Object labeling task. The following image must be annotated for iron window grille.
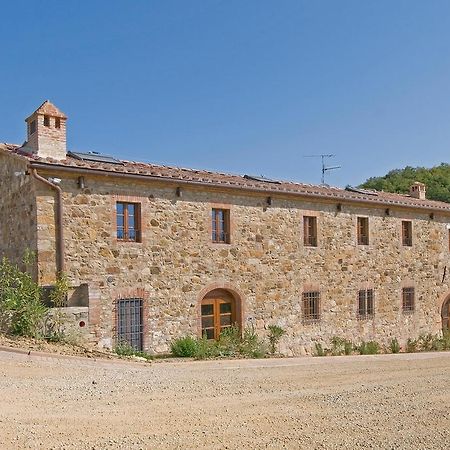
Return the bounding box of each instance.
[402,287,415,313]
[302,291,321,322]
[357,289,374,319]
[303,216,318,247]
[212,208,230,244]
[116,298,144,351]
[116,202,141,242]
[357,217,369,245]
[402,221,413,246]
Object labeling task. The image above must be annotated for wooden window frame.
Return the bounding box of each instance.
[402,220,413,247]
[402,287,415,313]
[303,216,318,247]
[357,217,369,245]
[116,201,142,243]
[302,291,321,322]
[211,208,230,244]
[201,297,235,340]
[357,289,374,319]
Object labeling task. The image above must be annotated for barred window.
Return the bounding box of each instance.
[303,216,317,247]
[116,298,143,351]
[402,287,415,312]
[357,289,374,318]
[357,217,369,245]
[302,291,320,321]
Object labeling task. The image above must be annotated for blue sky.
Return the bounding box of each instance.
[1,1,450,187]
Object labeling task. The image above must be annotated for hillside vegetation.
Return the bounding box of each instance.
[359,163,450,203]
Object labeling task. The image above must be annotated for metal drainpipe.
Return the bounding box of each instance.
[30,168,65,275]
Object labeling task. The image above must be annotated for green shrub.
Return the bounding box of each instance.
[330,336,353,356]
[406,338,418,353]
[441,329,450,350]
[0,254,47,338]
[170,336,199,357]
[389,338,401,354]
[314,342,325,357]
[240,325,267,358]
[417,333,433,352]
[358,341,379,355]
[267,325,286,354]
[115,340,153,360]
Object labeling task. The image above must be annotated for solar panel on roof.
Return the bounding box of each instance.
[243,174,282,184]
[68,151,123,165]
[345,186,378,196]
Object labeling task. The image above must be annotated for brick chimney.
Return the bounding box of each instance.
[409,181,426,200]
[23,100,67,160]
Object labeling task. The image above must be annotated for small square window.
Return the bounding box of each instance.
[212,208,230,244]
[116,202,141,242]
[303,216,317,247]
[402,287,415,312]
[44,115,50,127]
[357,217,369,245]
[357,289,374,319]
[302,291,320,322]
[402,221,412,246]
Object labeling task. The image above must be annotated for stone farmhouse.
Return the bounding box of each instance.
[1,101,450,355]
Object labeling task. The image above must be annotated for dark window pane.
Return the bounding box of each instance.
[204,328,214,340]
[220,315,232,326]
[220,303,232,314]
[201,304,214,315]
[201,317,214,328]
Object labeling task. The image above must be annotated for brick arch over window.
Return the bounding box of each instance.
[196,283,244,338]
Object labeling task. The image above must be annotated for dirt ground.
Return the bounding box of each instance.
[0,349,449,450]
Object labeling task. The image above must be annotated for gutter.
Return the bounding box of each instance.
[28,161,450,215]
[30,168,65,275]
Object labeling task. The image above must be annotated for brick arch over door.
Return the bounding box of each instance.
[197,283,244,339]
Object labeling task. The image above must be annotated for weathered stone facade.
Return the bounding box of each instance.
[1,102,450,354]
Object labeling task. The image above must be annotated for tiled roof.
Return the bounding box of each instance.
[26,100,67,120]
[2,142,450,212]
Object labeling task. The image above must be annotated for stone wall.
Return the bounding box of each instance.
[34,172,450,355]
[0,152,37,273]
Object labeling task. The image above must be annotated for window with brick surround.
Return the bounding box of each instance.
[212,208,230,244]
[402,287,415,312]
[402,221,412,246]
[116,298,143,351]
[302,291,320,321]
[357,217,369,245]
[44,115,50,127]
[116,202,141,242]
[357,289,374,319]
[303,216,317,247]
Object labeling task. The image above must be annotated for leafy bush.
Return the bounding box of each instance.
[240,325,267,358]
[441,329,450,350]
[406,338,418,353]
[170,335,199,357]
[115,340,153,360]
[389,338,401,354]
[417,333,434,352]
[358,341,379,355]
[314,342,325,357]
[267,325,286,354]
[330,336,353,356]
[0,255,47,338]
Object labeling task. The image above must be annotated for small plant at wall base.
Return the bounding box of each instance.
[389,338,401,354]
[115,340,153,361]
[267,325,286,355]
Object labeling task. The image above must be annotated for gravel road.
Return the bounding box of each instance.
[0,350,449,449]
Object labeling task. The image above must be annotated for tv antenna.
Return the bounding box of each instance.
[303,154,341,184]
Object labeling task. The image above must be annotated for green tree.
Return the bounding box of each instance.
[359,163,450,203]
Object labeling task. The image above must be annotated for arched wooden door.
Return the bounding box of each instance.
[201,289,236,340]
[442,298,450,331]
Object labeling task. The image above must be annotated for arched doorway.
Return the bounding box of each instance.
[200,289,240,340]
[442,297,450,331]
